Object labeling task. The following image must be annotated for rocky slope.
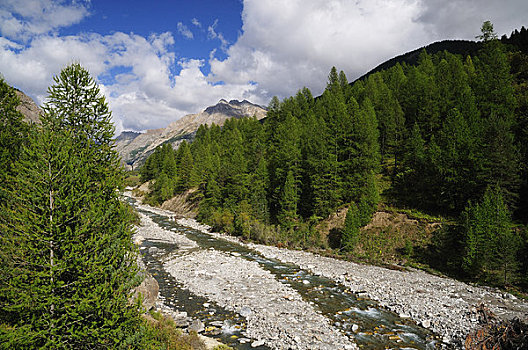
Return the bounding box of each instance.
[14,89,41,124]
[115,99,267,170]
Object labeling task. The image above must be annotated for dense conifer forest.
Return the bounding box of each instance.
[140,24,528,289]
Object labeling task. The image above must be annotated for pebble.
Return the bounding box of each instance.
[251,339,265,347]
[189,319,205,333]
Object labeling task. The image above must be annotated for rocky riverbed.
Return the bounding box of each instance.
[133,209,357,349]
[176,218,528,348]
[165,249,356,350]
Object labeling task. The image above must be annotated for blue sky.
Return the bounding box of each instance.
[1,0,527,133]
[61,0,243,75]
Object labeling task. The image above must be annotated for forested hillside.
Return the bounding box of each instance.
[140,24,528,289]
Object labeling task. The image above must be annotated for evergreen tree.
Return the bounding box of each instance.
[342,99,380,203]
[268,109,301,220]
[462,187,519,285]
[249,156,270,222]
[175,141,198,192]
[0,64,141,348]
[341,204,361,251]
[364,73,404,159]
[0,79,28,201]
[477,20,498,42]
[278,170,298,230]
[434,108,480,213]
[302,110,337,218]
[44,63,116,179]
[396,122,427,207]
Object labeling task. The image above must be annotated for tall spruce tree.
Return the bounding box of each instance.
[0,64,141,348]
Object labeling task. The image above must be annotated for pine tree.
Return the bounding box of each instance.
[341,204,361,251]
[176,141,198,192]
[462,186,519,285]
[364,73,404,159]
[0,64,141,348]
[435,108,480,213]
[396,122,427,206]
[278,170,298,230]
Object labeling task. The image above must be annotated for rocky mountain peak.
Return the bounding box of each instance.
[115,98,268,170]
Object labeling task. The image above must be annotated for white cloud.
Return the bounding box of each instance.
[209,0,528,101]
[177,22,194,39]
[0,0,90,41]
[0,29,261,133]
[415,0,528,40]
[208,19,229,52]
[208,0,430,99]
[1,0,527,133]
[191,18,202,28]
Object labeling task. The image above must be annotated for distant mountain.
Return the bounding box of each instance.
[115,99,267,170]
[14,89,41,124]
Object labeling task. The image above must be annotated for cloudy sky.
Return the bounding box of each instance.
[1,0,527,133]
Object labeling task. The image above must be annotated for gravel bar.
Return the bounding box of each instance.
[177,218,528,348]
[164,249,356,350]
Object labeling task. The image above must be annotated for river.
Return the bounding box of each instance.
[129,195,442,350]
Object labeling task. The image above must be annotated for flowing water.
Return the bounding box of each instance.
[132,198,442,350]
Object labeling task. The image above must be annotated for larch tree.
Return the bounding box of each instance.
[0,63,142,348]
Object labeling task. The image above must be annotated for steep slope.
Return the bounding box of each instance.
[115,99,267,169]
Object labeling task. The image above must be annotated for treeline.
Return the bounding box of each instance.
[140,26,528,287]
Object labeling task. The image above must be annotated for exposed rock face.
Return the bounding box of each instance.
[14,89,41,124]
[115,99,267,170]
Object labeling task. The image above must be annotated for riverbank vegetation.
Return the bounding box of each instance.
[139,23,528,291]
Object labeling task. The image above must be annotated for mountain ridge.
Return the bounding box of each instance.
[115,99,267,169]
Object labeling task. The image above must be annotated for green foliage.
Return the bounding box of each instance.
[0,79,28,201]
[278,170,298,230]
[0,64,143,348]
[134,311,206,350]
[477,20,498,42]
[341,204,361,251]
[136,24,528,289]
[461,186,520,285]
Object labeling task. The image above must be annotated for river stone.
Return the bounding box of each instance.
[189,319,205,333]
[422,319,431,328]
[351,324,359,332]
[251,339,265,347]
[240,306,252,317]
